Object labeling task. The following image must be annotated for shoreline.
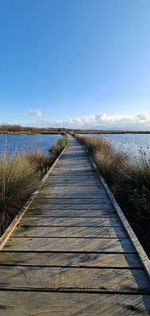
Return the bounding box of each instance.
[0,130,150,135]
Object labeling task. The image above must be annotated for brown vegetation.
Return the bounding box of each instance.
[0,134,68,234]
[76,135,150,257]
[0,124,150,134]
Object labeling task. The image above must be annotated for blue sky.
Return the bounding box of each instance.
[0,0,150,129]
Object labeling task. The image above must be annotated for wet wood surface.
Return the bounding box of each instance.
[0,136,150,315]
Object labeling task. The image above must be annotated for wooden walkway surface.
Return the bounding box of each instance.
[0,136,150,315]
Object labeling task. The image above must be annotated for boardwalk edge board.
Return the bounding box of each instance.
[0,143,68,251]
[81,142,150,280]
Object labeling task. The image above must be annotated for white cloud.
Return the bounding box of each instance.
[27,109,43,117]
[35,111,150,130]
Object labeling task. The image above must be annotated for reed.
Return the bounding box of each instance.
[49,134,68,164]
[76,135,150,256]
[0,154,38,233]
[27,151,50,174]
[0,134,68,234]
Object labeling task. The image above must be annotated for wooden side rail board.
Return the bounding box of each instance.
[0,135,150,315]
[82,143,150,281]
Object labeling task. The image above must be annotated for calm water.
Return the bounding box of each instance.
[0,133,150,158]
[80,134,150,157]
[0,134,62,156]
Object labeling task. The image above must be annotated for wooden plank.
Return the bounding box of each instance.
[0,266,149,294]
[42,186,104,193]
[56,160,92,165]
[46,176,101,186]
[27,209,117,218]
[13,226,128,238]
[20,217,122,227]
[54,162,94,167]
[46,181,101,187]
[39,187,106,195]
[33,197,112,204]
[3,237,135,252]
[51,171,98,176]
[54,167,95,171]
[30,203,115,211]
[46,176,99,181]
[37,193,108,199]
[0,292,149,316]
[31,201,114,211]
[0,252,142,268]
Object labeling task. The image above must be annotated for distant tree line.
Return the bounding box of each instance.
[0,124,150,134]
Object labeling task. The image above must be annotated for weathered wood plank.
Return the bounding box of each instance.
[33,197,111,204]
[39,187,106,195]
[47,175,101,184]
[41,186,104,194]
[51,171,98,176]
[0,292,149,316]
[4,237,134,252]
[37,193,108,199]
[13,225,128,238]
[27,209,117,218]
[30,202,114,211]
[0,252,142,268]
[31,201,114,212]
[55,165,94,170]
[20,217,122,226]
[0,266,149,294]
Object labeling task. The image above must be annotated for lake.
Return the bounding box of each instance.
[0,134,62,156]
[0,133,150,158]
[79,134,150,157]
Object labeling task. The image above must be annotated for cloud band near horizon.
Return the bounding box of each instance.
[30,112,150,130]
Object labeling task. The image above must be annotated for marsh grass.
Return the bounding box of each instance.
[0,154,38,233]
[0,134,68,234]
[49,134,68,164]
[77,135,150,256]
[50,134,68,155]
[27,151,50,174]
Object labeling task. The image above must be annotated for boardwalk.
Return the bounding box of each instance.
[0,136,150,315]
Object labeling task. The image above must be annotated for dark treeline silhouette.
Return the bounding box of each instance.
[0,124,66,134]
[0,124,150,134]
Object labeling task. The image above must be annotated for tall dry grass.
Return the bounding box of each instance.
[49,134,68,164]
[77,135,150,256]
[27,151,50,174]
[0,134,68,234]
[0,154,38,233]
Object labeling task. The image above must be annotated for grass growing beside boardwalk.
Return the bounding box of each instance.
[49,134,68,160]
[0,134,68,234]
[77,135,150,257]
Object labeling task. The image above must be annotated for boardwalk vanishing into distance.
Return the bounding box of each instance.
[0,136,150,315]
